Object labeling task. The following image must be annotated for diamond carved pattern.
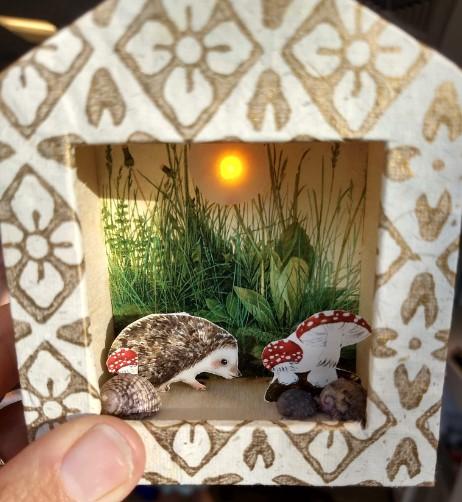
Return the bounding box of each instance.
[143,420,247,476]
[278,390,396,483]
[0,165,84,323]
[283,0,428,137]
[20,341,99,439]
[116,0,262,139]
[0,27,92,138]
[416,401,441,449]
[376,210,420,289]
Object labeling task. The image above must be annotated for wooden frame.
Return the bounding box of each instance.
[0,0,461,486]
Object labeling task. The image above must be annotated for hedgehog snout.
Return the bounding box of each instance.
[220,365,240,379]
[231,365,241,378]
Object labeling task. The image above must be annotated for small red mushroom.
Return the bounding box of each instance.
[261,339,302,385]
[106,348,138,375]
[261,310,372,389]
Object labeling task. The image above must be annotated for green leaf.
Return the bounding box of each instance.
[269,253,285,322]
[235,327,257,353]
[234,287,275,329]
[225,293,240,321]
[251,343,265,360]
[205,298,228,322]
[275,222,314,266]
[279,257,310,321]
[236,326,272,343]
[235,327,275,357]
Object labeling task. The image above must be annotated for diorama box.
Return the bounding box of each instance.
[0,0,461,487]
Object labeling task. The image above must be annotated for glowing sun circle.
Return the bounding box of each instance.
[219,154,245,183]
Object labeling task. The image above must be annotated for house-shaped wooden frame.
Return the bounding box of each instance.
[0,0,461,486]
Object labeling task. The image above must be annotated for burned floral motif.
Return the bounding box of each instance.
[20,341,99,439]
[0,165,83,323]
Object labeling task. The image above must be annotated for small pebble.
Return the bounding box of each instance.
[276,389,318,419]
[319,378,366,421]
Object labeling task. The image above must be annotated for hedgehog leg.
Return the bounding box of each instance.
[183,378,207,391]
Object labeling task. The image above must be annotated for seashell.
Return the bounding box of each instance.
[319,378,366,422]
[100,374,161,419]
[276,388,318,419]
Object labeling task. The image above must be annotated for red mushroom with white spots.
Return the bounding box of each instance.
[262,339,303,385]
[261,310,371,388]
[106,347,139,375]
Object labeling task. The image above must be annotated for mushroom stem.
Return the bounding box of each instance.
[307,367,338,387]
[273,362,299,385]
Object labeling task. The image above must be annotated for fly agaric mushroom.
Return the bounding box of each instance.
[262,339,303,385]
[106,347,138,375]
[261,310,371,388]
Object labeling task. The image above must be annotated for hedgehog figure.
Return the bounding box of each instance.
[106,313,240,391]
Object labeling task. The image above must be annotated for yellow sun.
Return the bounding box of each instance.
[218,154,244,183]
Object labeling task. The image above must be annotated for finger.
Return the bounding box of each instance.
[0,401,27,461]
[0,415,146,502]
[0,247,9,307]
[0,244,18,396]
[0,303,18,397]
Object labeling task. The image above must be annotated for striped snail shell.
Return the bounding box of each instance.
[100,374,161,419]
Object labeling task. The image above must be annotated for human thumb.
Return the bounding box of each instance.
[0,415,145,501]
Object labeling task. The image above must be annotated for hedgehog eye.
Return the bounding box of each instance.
[221,359,228,366]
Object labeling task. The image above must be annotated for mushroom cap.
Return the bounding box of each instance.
[261,339,303,371]
[295,310,371,347]
[106,347,138,374]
